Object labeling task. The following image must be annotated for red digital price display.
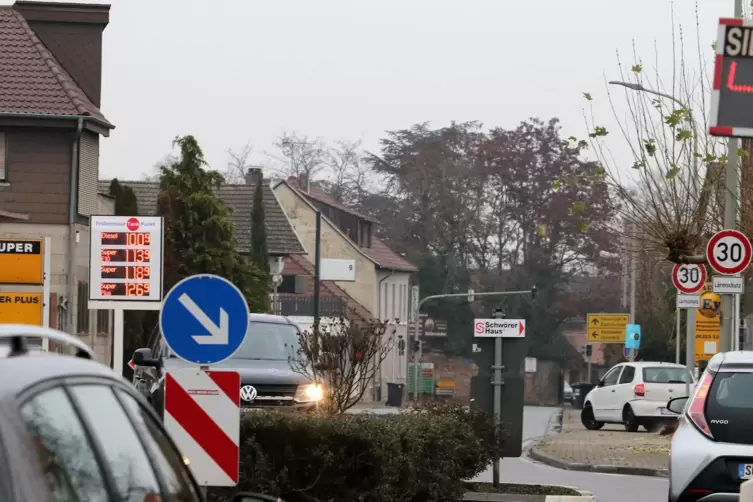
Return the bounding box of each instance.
[100,249,151,263]
[100,232,152,246]
[100,283,151,297]
[100,266,151,280]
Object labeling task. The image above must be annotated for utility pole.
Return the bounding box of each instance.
[313,211,321,321]
[721,0,744,353]
[492,306,505,488]
[629,222,638,362]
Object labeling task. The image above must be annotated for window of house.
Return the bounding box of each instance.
[391,283,396,320]
[0,132,6,181]
[383,283,388,321]
[358,221,372,248]
[278,275,298,294]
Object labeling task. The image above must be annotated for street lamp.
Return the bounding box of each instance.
[608,80,700,197]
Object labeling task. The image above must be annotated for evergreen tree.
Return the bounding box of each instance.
[157,135,269,312]
[108,178,147,376]
[249,172,270,286]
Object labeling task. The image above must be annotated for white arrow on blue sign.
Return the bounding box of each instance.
[159,274,250,365]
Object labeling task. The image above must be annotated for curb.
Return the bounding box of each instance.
[528,447,669,478]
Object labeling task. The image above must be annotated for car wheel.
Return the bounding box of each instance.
[623,405,639,432]
[581,404,605,430]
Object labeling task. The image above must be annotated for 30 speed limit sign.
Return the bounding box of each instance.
[706,229,753,275]
[671,264,707,294]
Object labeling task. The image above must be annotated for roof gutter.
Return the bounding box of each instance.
[66,117,84,333]
[0,112,114,130]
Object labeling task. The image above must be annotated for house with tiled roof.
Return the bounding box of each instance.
[0,1,116,362]
[273,175,418,401]
[99,169,308,301]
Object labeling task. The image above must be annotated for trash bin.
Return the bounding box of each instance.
[386,382,405,407]
[572,383,596,410]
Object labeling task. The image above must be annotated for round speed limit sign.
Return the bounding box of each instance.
[671,264,706,294]
[706,229,753,275]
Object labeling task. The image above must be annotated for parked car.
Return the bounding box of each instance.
[667,351,753,502]
[0,323,280,502]
[580,361,694,432]
[132,313,324,417]
[563,381,574,403]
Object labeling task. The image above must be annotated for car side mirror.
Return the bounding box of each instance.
[132,348,161,369]
[667,396,688,414]
[597,380,604,387]
[233,494,285,502]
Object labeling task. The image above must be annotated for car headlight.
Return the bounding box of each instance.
[294,383,324,403]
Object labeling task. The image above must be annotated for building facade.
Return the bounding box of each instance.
[0,1,115,362]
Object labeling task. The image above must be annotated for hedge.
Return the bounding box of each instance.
[208,402,502,502]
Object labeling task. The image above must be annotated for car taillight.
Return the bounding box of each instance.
[687,371,714,438]
[634,384,645,397]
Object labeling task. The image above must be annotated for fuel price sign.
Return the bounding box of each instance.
[88,216,164,302]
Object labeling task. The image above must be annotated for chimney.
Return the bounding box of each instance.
[245,167,263,185]
[14,1,111,107]
[299,173,310,193]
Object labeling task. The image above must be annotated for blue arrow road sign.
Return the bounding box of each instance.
[159,274,250,365]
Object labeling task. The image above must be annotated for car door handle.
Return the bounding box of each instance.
[611,389,615,392]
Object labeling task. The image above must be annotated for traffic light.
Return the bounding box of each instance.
[412,339,421,353]
[585,344,592,357]
[531,285,537,300]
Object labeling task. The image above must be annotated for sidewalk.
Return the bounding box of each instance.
[529,407,670,477]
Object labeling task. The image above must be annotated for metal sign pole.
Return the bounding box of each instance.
[587,351,592,384]
[675,306,681,364]
[492,336,503,487]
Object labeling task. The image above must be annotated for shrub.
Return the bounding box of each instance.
[208,402,501,502]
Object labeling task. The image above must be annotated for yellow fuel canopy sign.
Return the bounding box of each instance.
[0,293,42,325]
[0,239,43,285]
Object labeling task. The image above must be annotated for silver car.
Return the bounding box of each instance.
[667,351,753,502]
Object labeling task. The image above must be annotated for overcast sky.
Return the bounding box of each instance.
[4,0,737,181]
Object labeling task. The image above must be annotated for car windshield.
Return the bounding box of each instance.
[642,367,693,383]
[232,321,300,360]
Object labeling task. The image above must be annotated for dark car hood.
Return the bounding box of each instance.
[163,357,308,385]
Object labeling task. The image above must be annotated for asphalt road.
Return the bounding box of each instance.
[471,406,669,502]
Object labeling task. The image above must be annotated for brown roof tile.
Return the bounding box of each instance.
[0,7,111,126]
[97,180,306,256]
[285,177,378,223]
[281,255,373,320]
[362,237,418,272]
[280,177,417,272]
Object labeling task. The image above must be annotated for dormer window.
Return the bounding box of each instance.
[358,221,372,248]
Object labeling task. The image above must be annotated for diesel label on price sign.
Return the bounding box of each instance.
[0,293,43,325]
[0,238,43,284]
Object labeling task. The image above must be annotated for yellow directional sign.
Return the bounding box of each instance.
[587,313,630,343]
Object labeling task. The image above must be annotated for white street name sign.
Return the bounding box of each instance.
[676,294,701,309]
[712,275,744,294]
[474,318,526,338]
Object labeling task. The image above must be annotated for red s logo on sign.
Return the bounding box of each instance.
[474,321,484,334]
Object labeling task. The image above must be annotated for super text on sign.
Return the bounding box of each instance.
[587,313,630,343]
[0,239,43,285]
[0,293,43,325]
[710,19,753,138]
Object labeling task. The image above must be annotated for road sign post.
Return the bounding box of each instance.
[160,274,249,489]
[706,229,752,353]
[474,317,526,488]
[586,314,630,343]
[672,264,706,366]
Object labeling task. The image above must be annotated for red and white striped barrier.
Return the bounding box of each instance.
[164,369,240,487]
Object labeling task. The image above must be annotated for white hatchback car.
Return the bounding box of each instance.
[581,361,695,432]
